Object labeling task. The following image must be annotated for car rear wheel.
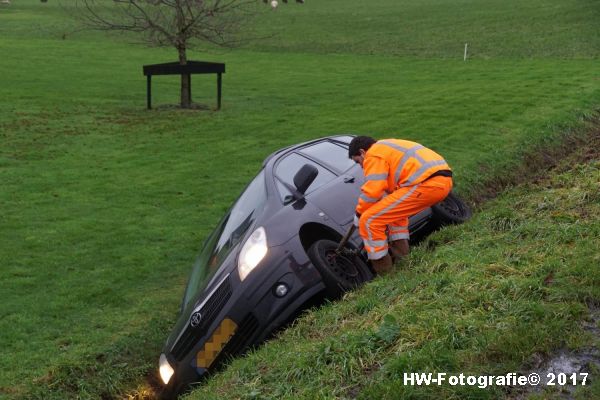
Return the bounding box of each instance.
[307,239,374,299]
[431,191,471,225]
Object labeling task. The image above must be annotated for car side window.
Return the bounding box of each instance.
[275,153,336,202]
[299,141,355,174]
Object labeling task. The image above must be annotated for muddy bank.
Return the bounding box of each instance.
[511,306,600,399]
[470,114,600,206]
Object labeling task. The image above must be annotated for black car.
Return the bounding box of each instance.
[158,135,470,396]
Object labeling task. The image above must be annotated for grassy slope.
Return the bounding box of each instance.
[0,0,599,398]
[247,0,600,58]
[186,137,600,400]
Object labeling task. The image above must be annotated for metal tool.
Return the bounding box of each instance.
[335,225,358,256]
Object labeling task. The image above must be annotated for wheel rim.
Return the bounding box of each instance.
[325,250,361,286]
[440,197,463,216]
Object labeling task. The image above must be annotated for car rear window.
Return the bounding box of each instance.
[299,141,355,173]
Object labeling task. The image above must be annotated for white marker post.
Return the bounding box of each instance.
[464,43,468,61]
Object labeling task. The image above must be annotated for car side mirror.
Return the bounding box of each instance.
[293,164,318,195]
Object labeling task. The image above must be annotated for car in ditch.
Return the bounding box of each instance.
[158,135,470,397]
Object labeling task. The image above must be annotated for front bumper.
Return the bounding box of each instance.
[161,236,324,394]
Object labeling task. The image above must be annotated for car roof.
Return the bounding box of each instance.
[262,134,356,167]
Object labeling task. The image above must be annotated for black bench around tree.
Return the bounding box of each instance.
[142,61,225,110]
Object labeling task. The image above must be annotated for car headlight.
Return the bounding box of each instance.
[238,227,268,281]
[159,353,174,385]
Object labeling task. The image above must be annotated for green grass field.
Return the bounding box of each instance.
[1,0,599,399]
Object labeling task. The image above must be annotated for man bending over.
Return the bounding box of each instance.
[349,136,453,273]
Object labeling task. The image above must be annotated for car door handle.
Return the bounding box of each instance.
[343,176,355,183]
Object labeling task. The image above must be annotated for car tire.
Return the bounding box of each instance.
[431,191,471,225]
[307,239,374,299]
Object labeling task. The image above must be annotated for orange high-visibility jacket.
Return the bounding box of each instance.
[356,139,451,215]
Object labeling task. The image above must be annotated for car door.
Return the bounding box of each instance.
[298,140,364,225]
[274,141,363,226]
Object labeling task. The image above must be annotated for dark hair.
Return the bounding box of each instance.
[348,136,376,158]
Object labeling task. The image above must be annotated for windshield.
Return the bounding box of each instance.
[182,171,267,308]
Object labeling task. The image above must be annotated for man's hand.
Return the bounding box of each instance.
[353,213,360,227]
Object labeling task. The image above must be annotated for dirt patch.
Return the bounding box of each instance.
[150,103,213,112]
[121,373,162,400]
[511,306,600,399]
[470,114,600,206]
[346,362,382,399]
[0,386,25,398]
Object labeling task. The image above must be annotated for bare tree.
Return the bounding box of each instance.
[75,0,303,108]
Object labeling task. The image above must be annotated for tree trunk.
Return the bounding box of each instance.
[178,46,191,109]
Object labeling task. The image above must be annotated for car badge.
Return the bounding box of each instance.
[190,311,203,328]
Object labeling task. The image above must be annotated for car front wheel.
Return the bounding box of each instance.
[307,239,374,299]
[431,191,471,225]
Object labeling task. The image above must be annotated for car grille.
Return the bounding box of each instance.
[171,276,232,361]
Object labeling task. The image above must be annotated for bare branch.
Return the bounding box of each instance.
[70,0,303,107]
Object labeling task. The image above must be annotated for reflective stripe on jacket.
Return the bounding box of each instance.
[356,139,450,215]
